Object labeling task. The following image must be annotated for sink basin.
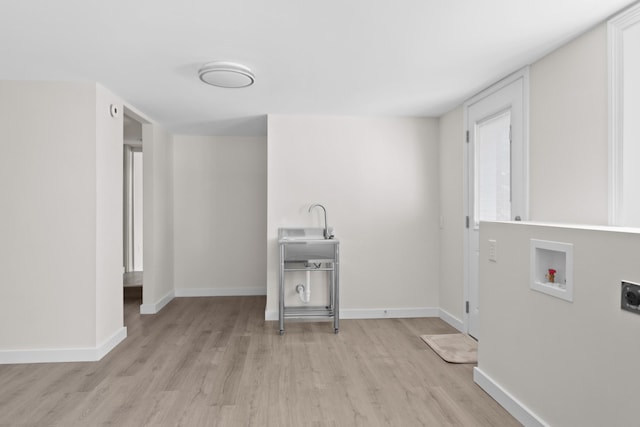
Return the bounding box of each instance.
[278,227,333,241]
[278,228,339,262]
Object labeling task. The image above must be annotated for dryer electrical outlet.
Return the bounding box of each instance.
[621,281,640,315]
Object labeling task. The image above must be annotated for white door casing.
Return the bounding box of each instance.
[609,3,640,226]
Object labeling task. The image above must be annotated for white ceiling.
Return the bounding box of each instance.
[1,0,636,136]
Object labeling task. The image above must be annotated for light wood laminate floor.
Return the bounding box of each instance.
[0,296,521,426]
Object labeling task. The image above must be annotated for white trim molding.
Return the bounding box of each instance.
[0,327,127,365]
[96,327,128,360]
[175,287,266,297]
[142,288,265,314]
[438,308,464,332]
[340,307,439,319]
[265,310,278,321]
[608,2,640,225]
[140,290,175,314]
[474,367,549,427]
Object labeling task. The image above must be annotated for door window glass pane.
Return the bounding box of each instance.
[475,110,511,226]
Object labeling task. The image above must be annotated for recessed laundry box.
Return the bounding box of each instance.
[530,239,574,302]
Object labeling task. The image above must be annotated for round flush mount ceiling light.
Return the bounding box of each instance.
[198,61,255,88]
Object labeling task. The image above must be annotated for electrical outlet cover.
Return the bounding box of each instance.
[621,281,640,315]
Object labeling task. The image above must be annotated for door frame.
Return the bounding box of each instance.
[608,2,640,225]
[462,67,530,336]
[123,144,143,273]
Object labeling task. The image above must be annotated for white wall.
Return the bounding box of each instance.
[477,221,640,427]
[0,81,125,362]
[438,106,465,325]
[142,124,174,312]
[529,24,609,224]
[266,115,440,319]
[172,135,267,296]
[95,84,125,347]
[0,81,97,349]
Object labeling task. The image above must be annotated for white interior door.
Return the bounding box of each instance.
[123,146,143,273]
[132,150,143,271]
[466,72,528,340]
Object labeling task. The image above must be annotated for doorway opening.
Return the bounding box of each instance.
[123,113,143,303]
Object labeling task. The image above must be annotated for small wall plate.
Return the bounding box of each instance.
[621,281,640,315]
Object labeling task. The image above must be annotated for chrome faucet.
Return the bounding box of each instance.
[309,203,331,239]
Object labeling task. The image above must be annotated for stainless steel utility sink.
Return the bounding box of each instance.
[278,227,338,262]
[278,226,340,335]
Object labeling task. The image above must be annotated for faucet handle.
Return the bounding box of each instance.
[326,227,335,239]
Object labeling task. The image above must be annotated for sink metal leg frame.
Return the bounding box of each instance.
[333,251,339,334]
[279,244,285,335]
[278,242,339,335]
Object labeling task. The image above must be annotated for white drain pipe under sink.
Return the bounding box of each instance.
[296,270,311,304]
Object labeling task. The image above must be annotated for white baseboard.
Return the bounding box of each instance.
[140,290,175,314]
[265,310,278,321]
[473,367,549,427]
[265,307,439,321]
[175,287,266,297]
[0,327,127,365]
[439,308,464,332]
[96,327,128,360]
[141,288,265,314]
[341,307,439,319]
